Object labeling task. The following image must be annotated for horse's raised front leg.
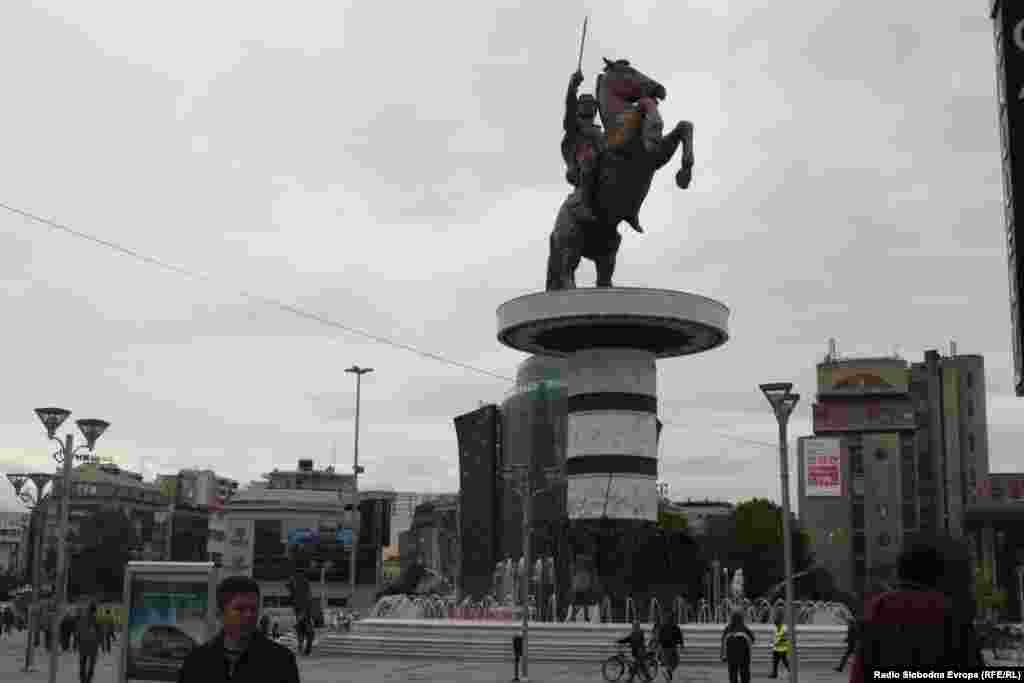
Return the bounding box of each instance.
[675,121,694,189]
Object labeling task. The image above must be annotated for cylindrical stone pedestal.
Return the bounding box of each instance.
[497,287,729,614]
[566,348,659,522]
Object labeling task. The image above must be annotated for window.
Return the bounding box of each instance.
[968,400,975,418]
[878,504,889,520]
[875,448,888,462]
[850,446,864,476]
[878,532,892,547]
[967,372,974,388]
[902,501,917,531]
[853,501,865,530]
[969,433,975,453]
[853,534,866,555]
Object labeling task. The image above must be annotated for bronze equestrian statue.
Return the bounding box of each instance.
[546,58,694,291]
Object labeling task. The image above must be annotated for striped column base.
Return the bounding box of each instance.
[566,348,658,523]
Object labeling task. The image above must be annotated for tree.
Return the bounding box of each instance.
[696,498,813,601]
[657,508,689,533]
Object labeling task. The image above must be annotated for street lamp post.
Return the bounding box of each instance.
[1017,566,1024,624]
[34,407,110,683]
[6,472,54,672]
[344,366,372,609]
[759,383,800,683]
[502,462,563,683]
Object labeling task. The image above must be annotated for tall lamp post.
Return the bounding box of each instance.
[344,366,372,608]
[759,383,800,683]
[6,472,55,672]
[502,462,563,683]
[33,407,110,683]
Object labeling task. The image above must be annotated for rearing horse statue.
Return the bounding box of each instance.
[546,58,694,291]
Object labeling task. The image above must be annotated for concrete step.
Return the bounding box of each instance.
[275,629,846,664]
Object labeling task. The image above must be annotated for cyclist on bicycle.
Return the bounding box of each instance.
[617,620,653,682]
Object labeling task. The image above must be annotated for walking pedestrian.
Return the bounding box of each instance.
[177,575,299,683]
[76,603,100,683]
[512,630,523,681]
[769,611,790,678]
[259,614,270,638]
[656,610,684,682]
[720,609,754,683]
[835,613,860,672]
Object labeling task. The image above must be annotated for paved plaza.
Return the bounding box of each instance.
[0,631,857,683]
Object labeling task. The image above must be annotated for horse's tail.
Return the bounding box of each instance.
[546,238,560,291]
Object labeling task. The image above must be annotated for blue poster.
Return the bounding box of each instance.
[126,580,208,681]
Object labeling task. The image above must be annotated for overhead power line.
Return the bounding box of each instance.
[2,201,793,451]
[0,201,513,382]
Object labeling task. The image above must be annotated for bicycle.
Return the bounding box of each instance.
[602,646,660,682]
[978,623,1019,664]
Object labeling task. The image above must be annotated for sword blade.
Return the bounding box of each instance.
[577,15,588,72]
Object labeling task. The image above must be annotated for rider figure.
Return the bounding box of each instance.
[562,70,604,224]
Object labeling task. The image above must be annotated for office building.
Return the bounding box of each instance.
[219,460,393,609]
[799,345,991,595]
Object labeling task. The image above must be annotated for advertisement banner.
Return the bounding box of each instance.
[804,438,842,497]
[120,562,216,683]
[817,364,908,395]
[287,528,319,545]
[812,399,915,432]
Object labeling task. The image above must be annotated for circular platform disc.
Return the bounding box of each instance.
[496,288,730,359]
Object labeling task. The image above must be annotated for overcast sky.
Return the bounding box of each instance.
[0,2,1016,514]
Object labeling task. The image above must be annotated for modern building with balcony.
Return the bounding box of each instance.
[398,495,459,587]
[0,511,28,574]
[217,460,393,610]
[799,345,992,595]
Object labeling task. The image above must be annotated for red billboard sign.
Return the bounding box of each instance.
[813,399,915,432]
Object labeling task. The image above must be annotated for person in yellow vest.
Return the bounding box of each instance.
[770,612,791,678]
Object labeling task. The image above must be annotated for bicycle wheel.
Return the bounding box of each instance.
[602,655,627,682]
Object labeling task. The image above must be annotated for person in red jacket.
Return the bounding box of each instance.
[850,535,981,681]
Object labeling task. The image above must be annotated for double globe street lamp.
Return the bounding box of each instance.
[759,383,800,683]
[33,407,109,683]
[6,470,54,672]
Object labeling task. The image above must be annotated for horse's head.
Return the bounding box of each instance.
[599,57,667,107]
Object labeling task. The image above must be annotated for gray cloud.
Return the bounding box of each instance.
[0,2,1019,509]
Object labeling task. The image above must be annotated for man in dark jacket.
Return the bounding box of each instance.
[76,603,100,683]
[656,613,684,681]
[835,614,860,672]
[178,575,300,683]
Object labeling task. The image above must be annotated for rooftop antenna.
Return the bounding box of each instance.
[827,338,837,362]
[332,439,337,471]
[950,340,957,357]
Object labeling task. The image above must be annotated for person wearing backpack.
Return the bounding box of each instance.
[850,536,982,681]
[720,609,755,683]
